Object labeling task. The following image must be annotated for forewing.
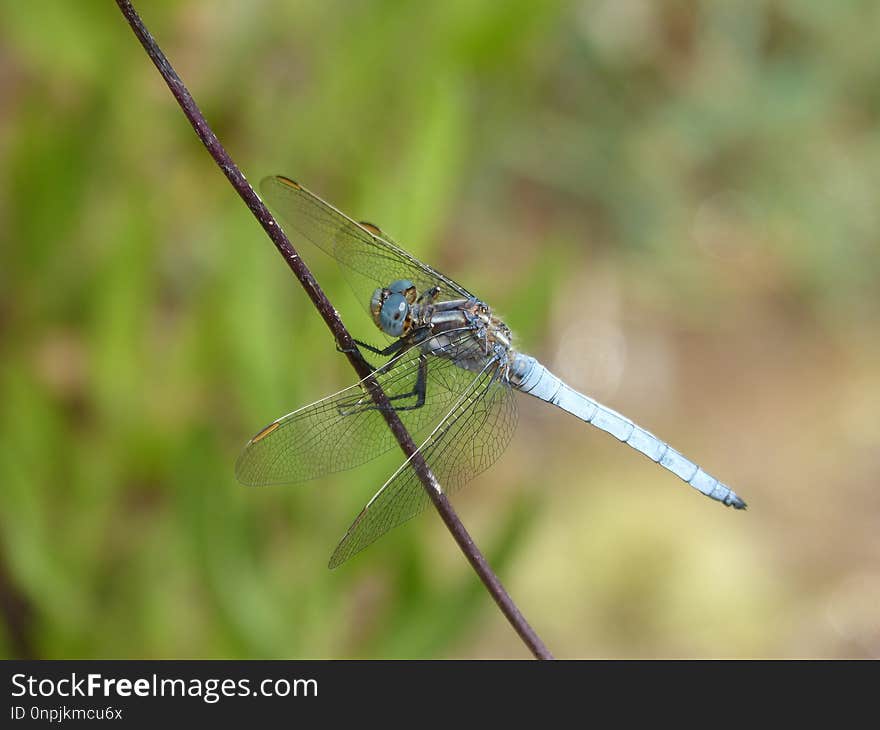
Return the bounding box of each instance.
[260,175,475,311]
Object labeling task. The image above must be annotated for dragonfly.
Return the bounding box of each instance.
[237,175,747,568]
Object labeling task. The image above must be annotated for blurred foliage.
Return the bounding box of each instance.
[0,0,878,658]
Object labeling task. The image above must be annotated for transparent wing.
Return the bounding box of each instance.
[328,359,518,568]
[235,329,485,486]
[260,175,475,311]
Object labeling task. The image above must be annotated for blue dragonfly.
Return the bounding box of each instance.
[236,176,746,568]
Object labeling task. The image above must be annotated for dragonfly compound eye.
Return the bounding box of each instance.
[387,279,417,304]
[378,293,411,337]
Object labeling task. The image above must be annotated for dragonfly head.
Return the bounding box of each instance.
[370,280,417,337]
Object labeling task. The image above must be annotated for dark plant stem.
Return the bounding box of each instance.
[0,533,36,658]
[114,0,552,659]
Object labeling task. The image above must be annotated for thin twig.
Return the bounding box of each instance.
[114,0,552,659]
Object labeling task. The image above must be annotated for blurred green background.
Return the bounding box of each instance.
[1,0,878,658]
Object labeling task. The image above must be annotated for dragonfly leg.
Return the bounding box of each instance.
[336,338,407,370]
[362,338,409,357]
[336,355,428,416]
[385,354,428,411]
[418,286,441,305]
